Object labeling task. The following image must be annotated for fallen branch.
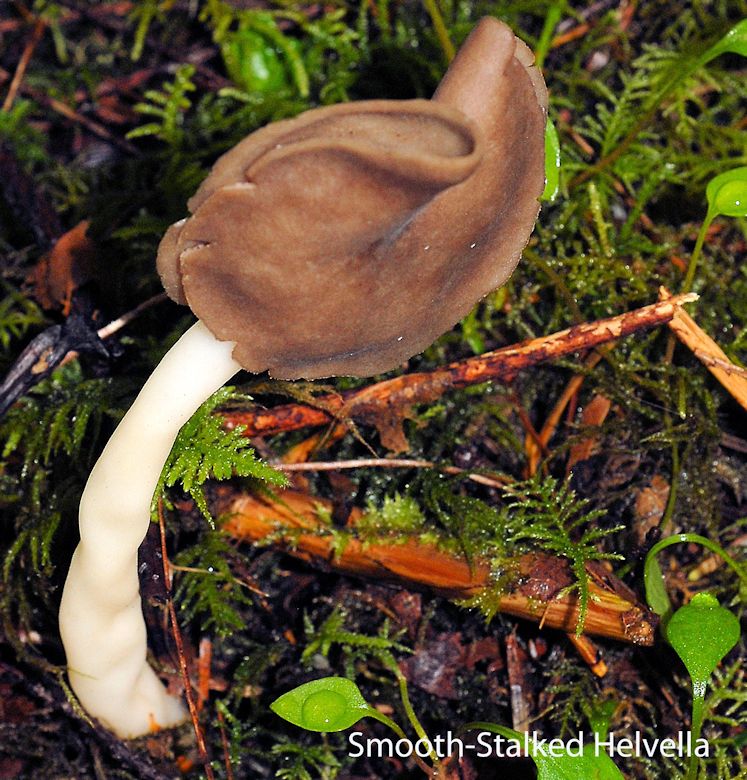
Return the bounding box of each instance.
[225,294,697,450]
[217,488,657,647]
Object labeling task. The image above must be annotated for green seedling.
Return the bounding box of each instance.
[272,666,441,776]
[461,721,623,779]
[221,29,289,94]
[586,698,619,742]
[572,18,747,188]
[683,165,747,291]
[214,11,309,97]
[705,166,747,219]
[644,533,747,621]
[666,593,741,780]
[645,536,744,779]
[270,677,399,734]
[543,118,561,202]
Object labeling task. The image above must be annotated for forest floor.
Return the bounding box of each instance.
[0,1,746,778]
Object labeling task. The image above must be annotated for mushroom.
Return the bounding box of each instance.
[59,16,547,737]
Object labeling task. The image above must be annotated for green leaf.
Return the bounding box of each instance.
[534,744,624,780]
[703,18,747,62]
[643,553,672,619]
[644,534,747,621]
[587,699,618,740]
[270,677,371,732]
[665,593,741,689]
[705,166,747,220]
[462,724,623,780]
[542,119,561,202]
[221,29,289,94]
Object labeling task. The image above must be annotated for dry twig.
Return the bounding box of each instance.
[274,457,509,489]
[660,287,747,412]
[566,633,608,677]
[157,502,214,780]
[2,16,45,112]
[225,294,697,447]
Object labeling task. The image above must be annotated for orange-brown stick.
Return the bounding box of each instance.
[225,294,697,442]
[660,287,747,412]
[218,489,656,647]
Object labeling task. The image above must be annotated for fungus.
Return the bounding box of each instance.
[59,17,547,737]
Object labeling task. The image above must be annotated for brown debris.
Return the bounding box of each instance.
[400,633,465,700]
[517,554,573,601]
[27,220,96,313]
[633,474,670,545]
[388,590,423,641]
[0,65,139,155]
[565,393,612,473]
[505,632,532,732]
[400,633,501,700]
[1,15,46,113]
[0,142,62,248]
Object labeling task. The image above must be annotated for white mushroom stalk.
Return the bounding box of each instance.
[59,321,240,737]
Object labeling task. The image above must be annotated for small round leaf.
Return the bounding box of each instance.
[221,31,288,94]
[270,677,371,732]
[665,593,741,690]
[705,166,747,219]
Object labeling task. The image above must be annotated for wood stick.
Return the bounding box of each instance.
[217,488,657,647]
[157,502,214,780]
[506,632,531,732]
[274,457,509,490]
[660,287,747,412]
[225,294,697,446]
[2,17,46,112]
[566,633,608,677]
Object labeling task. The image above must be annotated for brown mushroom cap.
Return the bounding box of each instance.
[157,17,547,379]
